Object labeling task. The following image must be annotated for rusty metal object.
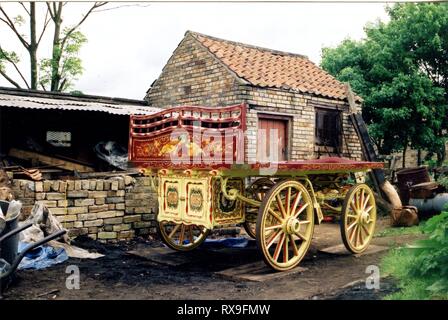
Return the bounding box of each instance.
[391,205,419,227]
[409,181,441,199]
[396,167,431,205]
[409,193,448,217]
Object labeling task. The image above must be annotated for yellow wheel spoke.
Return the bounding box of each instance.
[266,229,282,250]
[178,224,185,245]
[353,226,359,247]
[349,224,358,243]
[290,191,302,218]
[358,226,366,245]
[360,223,371,239]
[268,208,283,222]
[295,231,307,241]
[283,236,289,263]
[299,220,310,225]
[350,200,357,213]
[359,189,365,211]
[347,214,358,219]
[276,194,287,218]
[293,202,309,219]
[286,187,291,216]
[289,234,298,257]
[347,221,357,231]
[265,224,282,231]
[363,194,371,211]
[357,226,363,247]
[188,226,194,244]
[168,224,181,239]
[273,233,285,262]
[365,205,374,213]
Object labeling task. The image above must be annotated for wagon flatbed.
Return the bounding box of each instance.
[220,157,383,176]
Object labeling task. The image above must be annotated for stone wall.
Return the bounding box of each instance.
[11,176,158,242]
[147,33,241,108]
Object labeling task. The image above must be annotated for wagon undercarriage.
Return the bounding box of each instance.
[155,169,377,271]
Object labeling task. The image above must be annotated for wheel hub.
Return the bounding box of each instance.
[285,217,301,235]
[361,211,371,224]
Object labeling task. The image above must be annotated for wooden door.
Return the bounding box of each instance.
[257,116,288,161]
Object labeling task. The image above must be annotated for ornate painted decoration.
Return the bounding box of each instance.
[189,188,204,212]
[213,178,244,225]
[129,104,246,169]
[166,186,179,209]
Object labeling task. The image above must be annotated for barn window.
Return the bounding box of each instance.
[46,131,72,147]
[315,108,342,148]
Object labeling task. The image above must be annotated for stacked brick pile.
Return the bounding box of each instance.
[11,176,158,242]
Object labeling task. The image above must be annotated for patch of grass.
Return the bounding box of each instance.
[375,225,423,238]
[381,248,443,300]
[381,211,448,300]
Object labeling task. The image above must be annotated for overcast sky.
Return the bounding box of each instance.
[0,2,391,100]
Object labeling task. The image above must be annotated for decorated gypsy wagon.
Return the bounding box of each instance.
[128,31,383,271]
[129,103,383,271]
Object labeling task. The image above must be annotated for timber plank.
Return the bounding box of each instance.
[215,261,308,282]
[127,246,193,267]
[8,148,95,173]
[318,244,388,256]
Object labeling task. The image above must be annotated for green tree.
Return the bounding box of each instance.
[0,2,107,92]
[321,3,448,166]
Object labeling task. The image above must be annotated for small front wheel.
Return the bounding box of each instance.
[340,184,376,254]
[256,179,314,271]
[157,221,209,251]
[243,178,275,239]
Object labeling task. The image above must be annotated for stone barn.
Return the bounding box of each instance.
[145,31,364,163]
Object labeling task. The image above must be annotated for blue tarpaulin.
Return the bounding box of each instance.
[202,237,251,249]
[17,242,68,270]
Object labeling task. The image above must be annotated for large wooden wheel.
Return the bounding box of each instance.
[243,178,275,239]
[340,184,376,254]
[256,179,314,271]
[157,221,209,251]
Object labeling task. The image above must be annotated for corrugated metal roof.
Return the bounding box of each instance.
[0,93,161,115]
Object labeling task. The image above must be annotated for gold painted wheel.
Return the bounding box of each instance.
[243,178,274,239]
[256,180,314,271]
[340,184,376,254]
[157,221,209,251]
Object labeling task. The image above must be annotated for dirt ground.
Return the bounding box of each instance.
[3,217,422,300]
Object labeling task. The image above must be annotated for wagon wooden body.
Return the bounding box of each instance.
[129,103,383,271]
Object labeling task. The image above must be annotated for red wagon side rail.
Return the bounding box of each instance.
[251,157,384,172]
[129,103,246,169]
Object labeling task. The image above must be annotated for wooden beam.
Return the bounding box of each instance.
[345,84,385,199]
[8,148,95,173]
[78,169,141,179]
